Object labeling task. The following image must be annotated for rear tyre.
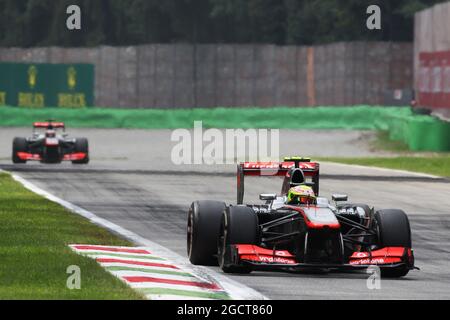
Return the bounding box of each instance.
[218,206,259,274]
[187,201,226,266]
[72,138,89,164]
[12,137,28,164]
[375,209,411,278]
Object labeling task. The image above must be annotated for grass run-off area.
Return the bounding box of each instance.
[0,172,143,299]
[318,156,450,178]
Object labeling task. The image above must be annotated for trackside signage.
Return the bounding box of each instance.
[418,51,450,109]
[0,62,94,108]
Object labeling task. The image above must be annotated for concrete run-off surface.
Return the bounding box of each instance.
[0,128,389,168]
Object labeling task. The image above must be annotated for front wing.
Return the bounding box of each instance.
[17,152,88,162]
[231,244,416,271]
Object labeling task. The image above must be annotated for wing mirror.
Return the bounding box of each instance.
[260,194,277,201]
[332,194,348,202]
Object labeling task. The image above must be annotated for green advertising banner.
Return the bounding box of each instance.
[0,63,94,108]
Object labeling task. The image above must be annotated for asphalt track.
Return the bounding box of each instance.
[1,128,450,299]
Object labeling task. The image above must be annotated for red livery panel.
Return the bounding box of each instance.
[17,152,42,161]
[33,122,65,129]
[285,205,341,229]
[349,247,414,266]
[241,161,319,177]
[62,153,88,161]
[17,151,87,162]
[236,245,297,265]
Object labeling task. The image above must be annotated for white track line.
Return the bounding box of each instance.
[126,282,222,292]
[145,295,213,301]
[8,171,267,300]
[80,254,166,263]
[96,262,186,273]
[109,270,196,282]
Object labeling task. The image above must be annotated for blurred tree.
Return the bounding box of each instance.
[1,0,28,46]
[23,0,54,46]
[0,0,446,47]
[120,0,173,44]
[210,0,251,43]
[83,0,115,46]
[210,0,286,44]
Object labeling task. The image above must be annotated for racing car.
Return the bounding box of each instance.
[187,157,416,278]
[12,121,89,164]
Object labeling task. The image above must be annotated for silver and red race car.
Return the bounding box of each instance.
[187,157,416,278]
[12,121,89,164]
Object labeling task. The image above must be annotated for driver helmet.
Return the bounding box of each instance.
[46,130,56,138]
[287,185,316,205]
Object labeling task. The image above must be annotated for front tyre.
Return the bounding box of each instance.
[12,137,28,164]
[187,200,226,266]
[72,138,89,164]
[218,206,259,274]
[375,209,412,278]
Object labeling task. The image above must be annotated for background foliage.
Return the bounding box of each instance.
[0,0,444,47]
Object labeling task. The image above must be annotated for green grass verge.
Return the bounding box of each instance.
[371,131,410,152]
[0,172,144,300]
[318,156,450,177]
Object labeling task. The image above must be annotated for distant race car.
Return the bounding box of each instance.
[12,121,89,164]
[187,157,416,278]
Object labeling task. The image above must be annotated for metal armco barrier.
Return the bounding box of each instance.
[0,63,94,108]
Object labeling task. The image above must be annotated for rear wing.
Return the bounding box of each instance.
[33,122,65,129]
[237,157,320,204]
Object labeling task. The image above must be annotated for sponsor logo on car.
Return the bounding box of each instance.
[256,256,296,264]
[350,258,386,265]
